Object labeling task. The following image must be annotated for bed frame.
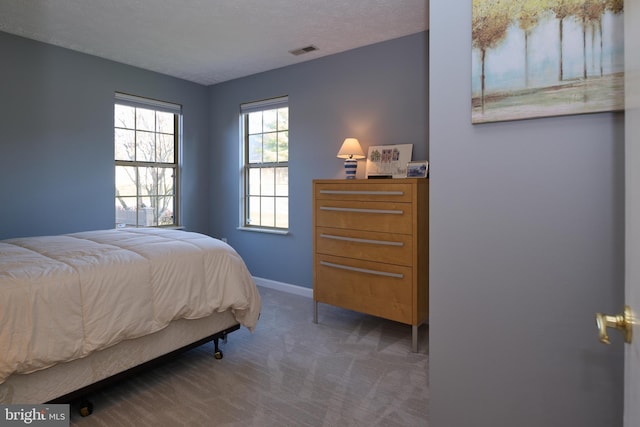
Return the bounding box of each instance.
[50,324,238,398]
[0,310,241,409]
[50,324,240,416]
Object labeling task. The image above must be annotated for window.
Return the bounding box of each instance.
[241,97,289,231]
[114,92,181,228]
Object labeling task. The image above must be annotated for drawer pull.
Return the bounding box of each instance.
[319,206,403,215]
[320,233,404,247]
[319,190,404,196]
[320,261,404,279]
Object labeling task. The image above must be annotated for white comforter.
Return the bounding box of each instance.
[0,228,261,384]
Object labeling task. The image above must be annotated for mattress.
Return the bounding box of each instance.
[0,228,261,385]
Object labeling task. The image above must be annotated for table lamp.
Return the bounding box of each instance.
[336,138,365,179]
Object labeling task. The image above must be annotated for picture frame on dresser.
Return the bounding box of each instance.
[365,144,413,178]
[407,161,428,178]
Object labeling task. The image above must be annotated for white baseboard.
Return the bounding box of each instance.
[253,276,313,299]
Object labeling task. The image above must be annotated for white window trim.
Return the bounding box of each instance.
[114,92,183,228]
[239,96,289,233]
[236,226,289,235]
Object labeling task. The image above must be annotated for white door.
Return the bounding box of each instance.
[624,1,640,426]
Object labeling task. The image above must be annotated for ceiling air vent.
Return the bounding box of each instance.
[289,45,319,56]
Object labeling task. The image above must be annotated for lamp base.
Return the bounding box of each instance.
[343,158,358,179]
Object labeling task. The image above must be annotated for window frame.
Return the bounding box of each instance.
[114,92,182,229]
[239,96,289,234]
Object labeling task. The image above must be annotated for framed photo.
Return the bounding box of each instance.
[406,161,428,178]
[366,144,413,178]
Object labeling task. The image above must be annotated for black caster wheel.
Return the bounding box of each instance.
[79,400,93,417]
[214,350,223,360]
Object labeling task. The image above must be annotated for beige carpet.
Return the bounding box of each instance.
[69,286,429,426]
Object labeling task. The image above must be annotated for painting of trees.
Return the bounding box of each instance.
[472,0,624,123]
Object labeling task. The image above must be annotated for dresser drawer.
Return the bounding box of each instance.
[314,254,412,324]
[315,181,413,203]
[315,200,412,234]
[316,226,412,266]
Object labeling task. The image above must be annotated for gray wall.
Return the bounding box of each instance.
[0,30,428,290]
[429,2,624,426]
[0,32,210,239]
[208,33,428,288]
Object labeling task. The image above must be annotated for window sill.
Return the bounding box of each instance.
[115,225,184,230]
[237,226,289,236]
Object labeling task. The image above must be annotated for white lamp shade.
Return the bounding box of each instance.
[337,138,365,159]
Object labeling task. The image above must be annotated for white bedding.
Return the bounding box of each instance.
[0,228,261,384]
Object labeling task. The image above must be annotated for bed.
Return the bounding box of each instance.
[0,228,261,405]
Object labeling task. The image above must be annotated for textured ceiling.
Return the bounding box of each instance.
[0,0,428,86]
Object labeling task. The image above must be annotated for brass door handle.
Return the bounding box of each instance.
[595,305,632,344]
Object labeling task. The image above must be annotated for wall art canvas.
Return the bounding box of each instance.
[472,0,624,124]
[366,144,413,178]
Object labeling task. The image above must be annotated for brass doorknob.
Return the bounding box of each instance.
[595,305,632,344]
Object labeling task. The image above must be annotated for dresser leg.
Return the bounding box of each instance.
[412,325,419,352]
[313,301,318,324]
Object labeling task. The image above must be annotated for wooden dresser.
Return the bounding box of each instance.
[312,179,429,351]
